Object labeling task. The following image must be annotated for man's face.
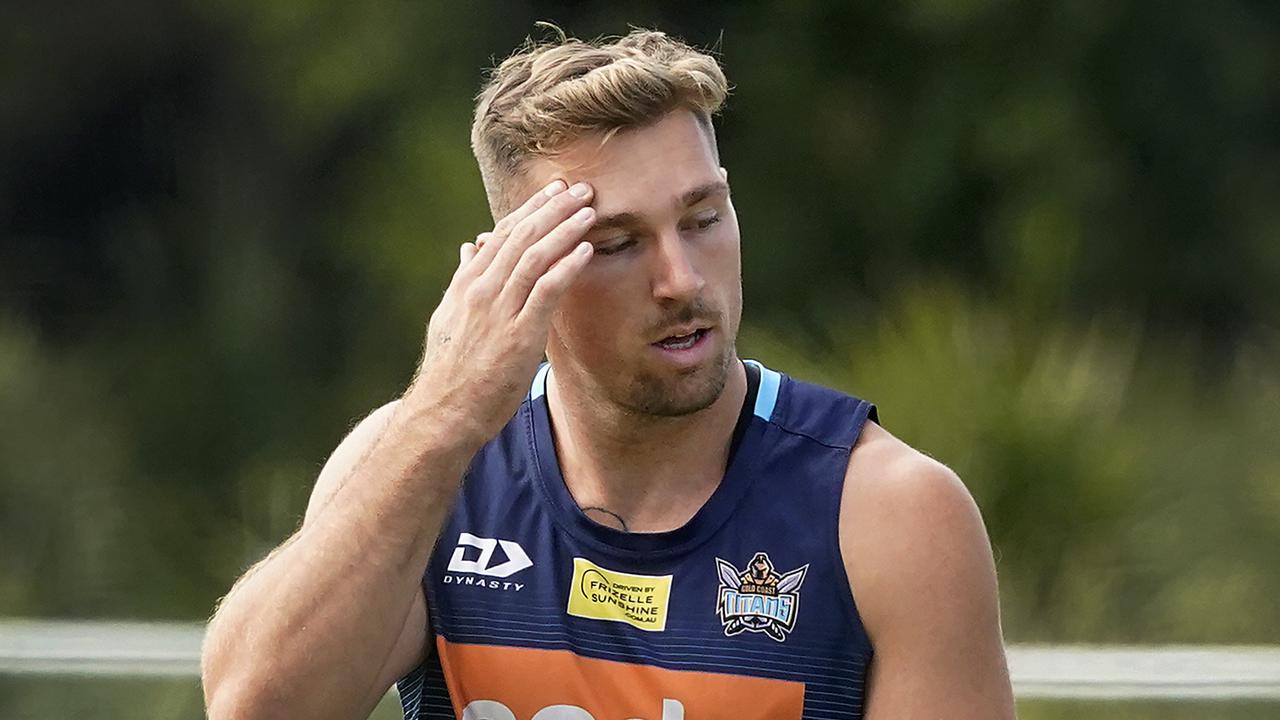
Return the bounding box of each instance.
[523,110,742,417]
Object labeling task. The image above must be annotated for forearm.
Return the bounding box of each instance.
[202,400,476,720]
[202,176,598,720]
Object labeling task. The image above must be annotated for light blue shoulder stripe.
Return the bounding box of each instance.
[530,362,551,400]
[743,358,781,421]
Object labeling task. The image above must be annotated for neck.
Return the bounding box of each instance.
[545,358,748,533]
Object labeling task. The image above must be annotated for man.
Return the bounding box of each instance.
[202,28,1016,720]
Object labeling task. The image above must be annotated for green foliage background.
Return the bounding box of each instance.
[2,0,1277,717]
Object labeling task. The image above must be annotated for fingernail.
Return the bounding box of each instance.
[568,182,591,198]
[576,241,593,255]
[573,207,594,222]
[544,180,567,196]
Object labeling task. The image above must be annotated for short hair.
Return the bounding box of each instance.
[471,26,729,217]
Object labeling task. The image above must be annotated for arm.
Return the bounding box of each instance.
[841,422,1016,719]
[200,178,600,720]
[202,398,451,720]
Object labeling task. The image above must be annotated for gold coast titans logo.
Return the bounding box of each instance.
[715,552,808,642]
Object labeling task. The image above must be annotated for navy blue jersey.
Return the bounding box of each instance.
[398,359,878,720]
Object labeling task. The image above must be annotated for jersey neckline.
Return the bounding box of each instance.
[525,359,777,558]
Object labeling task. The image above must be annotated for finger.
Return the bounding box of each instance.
[517,241,594,325]
[460,242,478,264]
[447,242,480,292]
[496,180,566,237]
[459,233,494,279]
[470,180,567,273]
[498,205,595,313]
[484,181,594,285]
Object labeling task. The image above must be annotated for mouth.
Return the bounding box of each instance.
[652,326,711,351]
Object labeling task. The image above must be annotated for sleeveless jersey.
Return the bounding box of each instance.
[397,359,878,720]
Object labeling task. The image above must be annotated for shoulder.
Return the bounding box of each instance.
[842,421,978,533]
[767,370,876,450]
[839,421,997,643]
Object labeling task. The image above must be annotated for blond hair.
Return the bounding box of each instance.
[471,26,729,216]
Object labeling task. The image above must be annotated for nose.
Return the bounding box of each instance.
[649,231,705,303]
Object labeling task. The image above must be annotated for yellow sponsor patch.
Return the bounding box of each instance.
[567,557,672,632]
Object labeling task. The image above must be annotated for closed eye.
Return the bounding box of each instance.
[684,211,720,232]
[594,212,720,256]
[595,237,637,256]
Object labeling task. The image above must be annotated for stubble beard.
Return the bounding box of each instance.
[614,337,735,417]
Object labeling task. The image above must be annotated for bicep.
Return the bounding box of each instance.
[841,430,1015,719]
[372,585,429,704]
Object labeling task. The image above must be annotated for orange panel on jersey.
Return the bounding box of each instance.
[436,637,806,720]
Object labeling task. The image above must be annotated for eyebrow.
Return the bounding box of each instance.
[680,180,730,207]
[591,180,730,231]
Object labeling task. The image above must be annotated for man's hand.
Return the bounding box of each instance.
[202,180,598,720]
[407,179,596,445]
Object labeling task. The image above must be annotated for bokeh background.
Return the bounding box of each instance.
[2,1,1278,718]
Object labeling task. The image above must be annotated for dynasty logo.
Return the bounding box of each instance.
[715,552,808,642]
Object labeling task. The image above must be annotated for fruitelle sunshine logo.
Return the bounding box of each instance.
[567,557,672,632]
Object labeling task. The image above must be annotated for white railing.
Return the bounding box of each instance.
[2,619,1279,700]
